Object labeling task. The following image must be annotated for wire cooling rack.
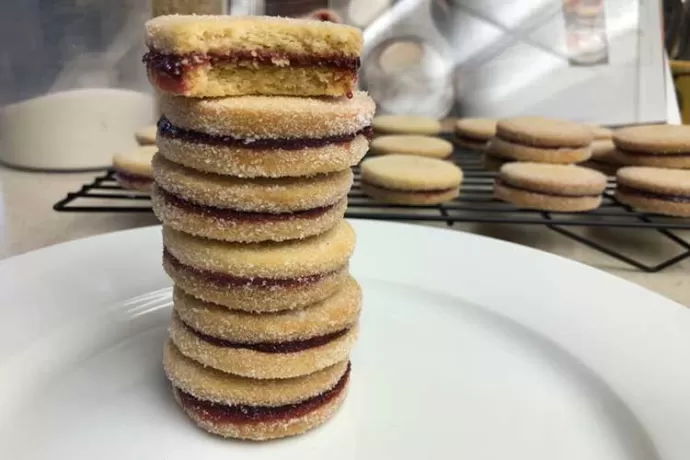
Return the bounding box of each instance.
[54,139,690,273]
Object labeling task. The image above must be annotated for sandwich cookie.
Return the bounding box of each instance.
[151,154,351,242]
[135,124,157,145]
[156,91,375,178]
[615,167,690,217]
[581,140,621,175]
[588,124,613,140]
[369,135,453,159]
[164,341,349,440]
[360,154,462,205]
[144,15,362,97]
[372,115,442,135]
[162,220,355,311]
[454,117,496,151]
[489,116,593,164]
[612,124,690,169]
[112,145,158,192]
[170,279,360,379]
[494,162,607,212]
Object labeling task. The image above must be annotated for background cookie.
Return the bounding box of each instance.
[454,117,496,151]
[360,154,462,205]
[613,124,690,169]
[112,145,158,192]
[135,125,157,145]
[372,115,442,135]
[369,135,453,159]
[494,162,607,212]
[615,166,690,217]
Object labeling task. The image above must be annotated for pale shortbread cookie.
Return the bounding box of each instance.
[487,136,591,164]
[173,277,361,343]
[454,117,496,151]
[615,167,690,217]
[613,124,690,169]
[581,140,621,175]
[152,186,348,243]
[134,125,157,145]
[588,124,613,140]
[162,222,354,311]
[370,135,453,159]
[496,116,593,148]
[152,153,352,212]
[361,154,462,205]
[144,15,362,97]
[112,145,158,192]
[494,162,607,212]
[172,374,348,440]
[158,91,375,139]
[372,115,442,135]
[164,340,349,407]
[169,313,358,379]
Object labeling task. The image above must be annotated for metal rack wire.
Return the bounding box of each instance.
[53,142,690,272]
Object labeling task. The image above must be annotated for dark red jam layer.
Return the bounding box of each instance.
[496,134,588,149]
[495,178,600,198]
[114,170,153,184]
[176,362,350,425]
[618,148,690,158]
[456,133,490,144]
[617,184,690,203]
[143,48,359,93]
[163,249,338,288]
[159,188,335,222]
[183,320,349,353]
[364,181,457,195]
[158,116,372,150]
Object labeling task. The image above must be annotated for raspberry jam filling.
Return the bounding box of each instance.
[157,187,337,222]
[163,249,340,288]
[175,362,350,425]
[158,116,373,150]
[617,184,690,203]
[495,178,601,198]
[182,318,349,353]
[143,49,359,93]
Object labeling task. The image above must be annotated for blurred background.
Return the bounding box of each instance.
[0,0,686,169]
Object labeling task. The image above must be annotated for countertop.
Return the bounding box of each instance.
[1,164,689,307]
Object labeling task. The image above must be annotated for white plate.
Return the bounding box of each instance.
[1,220,689,459]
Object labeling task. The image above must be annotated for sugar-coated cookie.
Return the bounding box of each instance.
[372,115,442,135]
[615,167,690,217]
[144,15,362,97]
[112,145,158,192]
[164,341,349,440]
[151,154,351,242]
[454,117,496,151]
[612,124,690,169]
[162,221,355,312]
[360,154,462,205]
[134,125,157,145]
[157,92,374,177]
[369,135,453,159]
[489,116,593,164]
[494,162,607,212]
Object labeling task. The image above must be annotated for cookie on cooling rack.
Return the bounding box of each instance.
[488,116,593,164]
[112,145,158,193]
[134,124,157,146]
[494,162,607,212]
[612,124,690,169]
[369,135,453,159]
[360,154,462,205]
[615,167,690,217]
[454,117,497,151]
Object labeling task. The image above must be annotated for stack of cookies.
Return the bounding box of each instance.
[143,15,375,441]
